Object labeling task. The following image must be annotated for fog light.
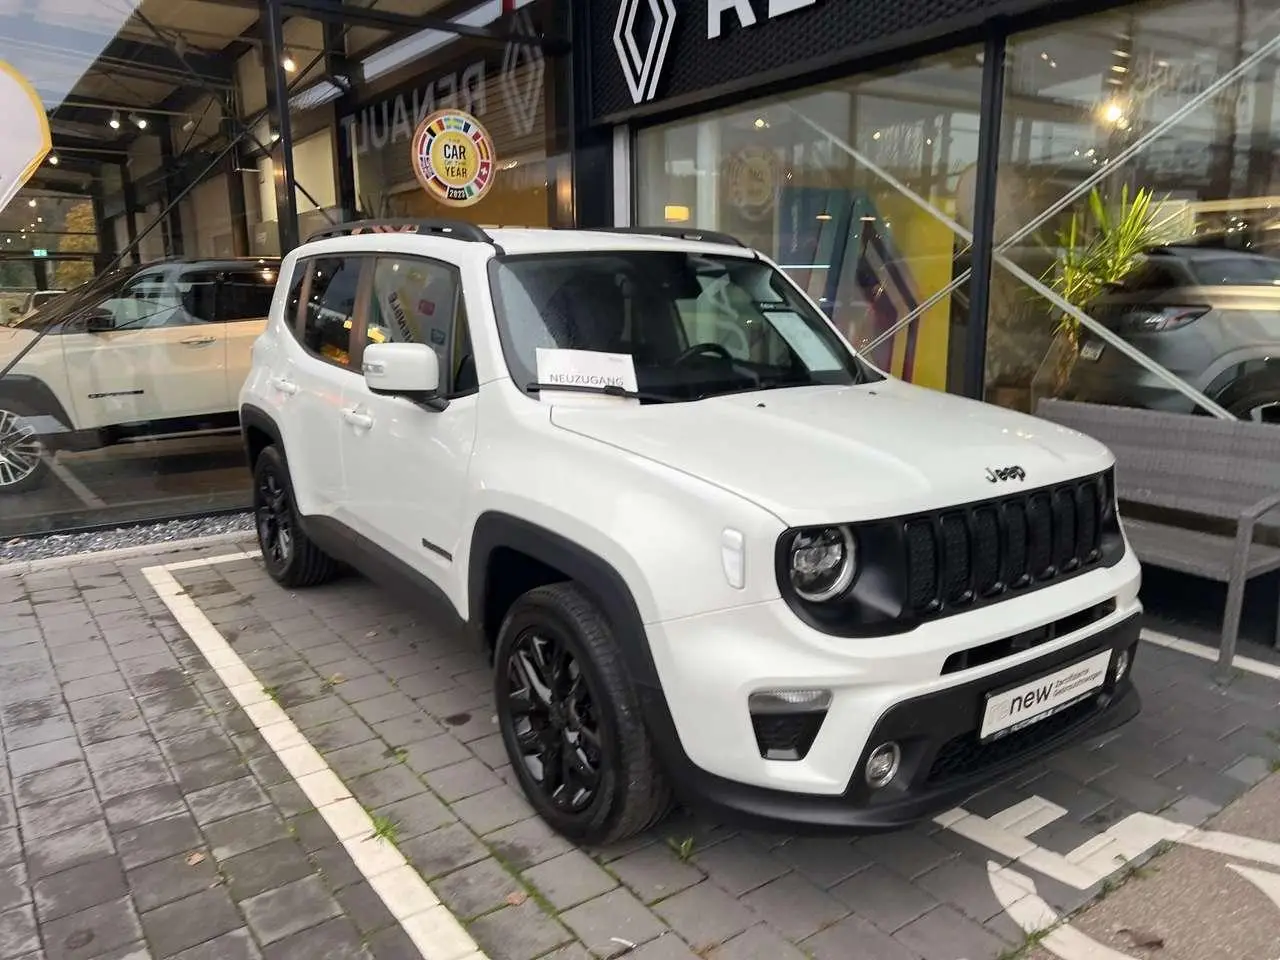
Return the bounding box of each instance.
[1113,647,1131,682]
[865,741,901,788]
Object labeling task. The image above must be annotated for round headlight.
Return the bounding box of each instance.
[789,526,856,602]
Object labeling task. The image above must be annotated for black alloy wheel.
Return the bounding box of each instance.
[251,444,337,588]
[504,629,603,814]
[493,583,671,844]
[256,469,294,569]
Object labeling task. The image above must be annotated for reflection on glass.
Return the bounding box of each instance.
[989,0,1280,419]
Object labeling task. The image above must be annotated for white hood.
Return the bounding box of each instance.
[550,380,1113,527]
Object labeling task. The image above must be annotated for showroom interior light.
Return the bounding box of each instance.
[109,111,121,130]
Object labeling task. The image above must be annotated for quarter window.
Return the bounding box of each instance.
[302,257,361,368]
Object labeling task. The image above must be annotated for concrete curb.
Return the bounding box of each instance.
[0,530,259,576]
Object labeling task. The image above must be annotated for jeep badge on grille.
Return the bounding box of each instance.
[986,465,1027,483]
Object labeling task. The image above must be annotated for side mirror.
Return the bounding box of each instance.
[84,309,115,333]
[362,342,446,410]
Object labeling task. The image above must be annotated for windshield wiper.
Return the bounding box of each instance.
[524,382,675,403]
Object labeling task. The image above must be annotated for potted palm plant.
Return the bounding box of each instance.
[1035,184,1170,398]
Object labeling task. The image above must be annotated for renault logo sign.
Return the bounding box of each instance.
[613,0,677,104]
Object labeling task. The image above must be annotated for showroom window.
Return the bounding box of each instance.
[635,49,986,393]
[987,0,1280,422]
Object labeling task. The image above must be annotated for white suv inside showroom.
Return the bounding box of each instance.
[0,259,279,492]
[239,220,1142,843]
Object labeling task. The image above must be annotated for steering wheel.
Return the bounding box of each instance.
[674,342,734,365]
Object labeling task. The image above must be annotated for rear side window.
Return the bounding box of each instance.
[219,268,278,321]
[302,257,361,368]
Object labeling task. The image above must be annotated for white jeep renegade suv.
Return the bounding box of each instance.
[240,220,1142,843]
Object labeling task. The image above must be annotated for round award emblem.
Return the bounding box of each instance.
[723,146,779,222]
[410,109,496,208]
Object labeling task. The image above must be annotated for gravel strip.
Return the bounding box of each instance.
[0,512,255,563]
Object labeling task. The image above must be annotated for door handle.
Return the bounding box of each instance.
[270,377,298,396]
[180,335,216,346]
[342,407,374,430]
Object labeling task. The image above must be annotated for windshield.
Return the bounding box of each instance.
[488,251,878,403]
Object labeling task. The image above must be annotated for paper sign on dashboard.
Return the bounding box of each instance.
[762,310,845,372]
[534,348,639,406]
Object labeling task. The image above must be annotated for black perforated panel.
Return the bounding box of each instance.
[589,0,1065,121]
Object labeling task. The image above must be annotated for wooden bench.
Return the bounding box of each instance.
[1034,399,1280,675]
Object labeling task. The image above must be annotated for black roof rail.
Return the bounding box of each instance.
[601,226,748,248]
[306,219,496,245]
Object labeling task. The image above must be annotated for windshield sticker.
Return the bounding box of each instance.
[534,348,639,406]
[762,310,845,372]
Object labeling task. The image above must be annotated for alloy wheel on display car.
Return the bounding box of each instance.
[502,629,604,816]
[0,406,47,493]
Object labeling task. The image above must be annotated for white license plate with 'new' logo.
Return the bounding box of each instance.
[979,650,1112,742]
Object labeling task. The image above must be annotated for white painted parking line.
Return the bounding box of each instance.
[950,795,1280,960]
[142,557,489,960]
[42,451,106,509]
[1141,628,1280,682]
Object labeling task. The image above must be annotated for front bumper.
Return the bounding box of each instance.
[641,612,1140,832]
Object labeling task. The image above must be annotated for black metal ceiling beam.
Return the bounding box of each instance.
[102,37,234,85]
[202,0,546,46]
[49,135,129,158]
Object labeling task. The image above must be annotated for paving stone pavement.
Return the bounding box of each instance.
[2,542,1279,960]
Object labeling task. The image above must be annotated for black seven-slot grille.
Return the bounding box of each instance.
[902,473,1108,615]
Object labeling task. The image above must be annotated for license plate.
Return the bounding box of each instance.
[1080,341,1104,361]
[979,650,1112,742]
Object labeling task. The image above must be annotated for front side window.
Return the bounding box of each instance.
[94,269,216,330]
[489,251,877,403]
[366,256,476,394]
[302,257,361,368]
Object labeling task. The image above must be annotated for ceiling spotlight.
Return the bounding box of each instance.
[36,217,42,223]
[282,53,297,73]
[47,154,58,165]
[27,199,36,208]
[129,113,147,130]
[181,117,195,132]
[109,111,121,130]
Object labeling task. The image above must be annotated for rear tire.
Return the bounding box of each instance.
[494,583,672,845]
[253,445,337,587]
[0,399,50,494]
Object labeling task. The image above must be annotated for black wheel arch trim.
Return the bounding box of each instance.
[467,511,663,691]
[240,403,288,472]
[0,375,74,432]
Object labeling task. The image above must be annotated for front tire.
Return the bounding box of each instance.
[494,583,671,845]
[1222,377,1280,424]
[253,445,337,588]
[0,399,50,494]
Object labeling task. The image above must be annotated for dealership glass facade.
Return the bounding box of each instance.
[0,0,568,538]
[628,0,1280,422]
[635,50,985,392]
[6,0,1280,537]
